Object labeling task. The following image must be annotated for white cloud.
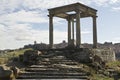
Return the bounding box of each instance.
[0,24,7,36]
[110,0,120,4]
[0,0,92,15]
[22,0,120,9]
[0,21,91,49]
[22,0,90,10]
[0,0,22,14]
[0,10,48,25]
[81,31,91,34]
[112,37,120,43]
[91,0,120,6]
[0,0,120,49]
[92,0,109,6]
[112,7,120,11]
[0,0,120,14]
[0,23,47,49]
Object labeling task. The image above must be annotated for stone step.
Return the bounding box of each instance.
[37,61,51,64]
[17,75,88,79]
[29,65,53,68]
[16,79,88,80]
[25,68,59,72]
[50,56,66,59]
[37,61,78,65]
[41,59,73,62]
[39,56,67,60]
[29,66,82,70]
[37,62,51,65]
[57,62,78,65]
[19,72,87,76]
[39,55,54,58]
[16,55,89,80]
[25,69,83,73]
[27,65,82,70]
[50,60,73,63]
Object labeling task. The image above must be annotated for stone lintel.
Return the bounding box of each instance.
[48,3,97,17]
[48,12,96,20]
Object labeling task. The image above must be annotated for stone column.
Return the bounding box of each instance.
[72,19,74,40]
[76,10,81,48]
[49,15,53,48]
[93,16,97,48]
[67,17,71,46]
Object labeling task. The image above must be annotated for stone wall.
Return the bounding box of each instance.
[92,48,116,62]
[65,48,92,63]
[73,49,92,63]
[67,48,116,63]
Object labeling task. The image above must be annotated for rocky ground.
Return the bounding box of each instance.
[0,49,120,80]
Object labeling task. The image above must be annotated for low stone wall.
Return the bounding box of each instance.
[72,48,92,63]
[66,48,116,63]
[92,48,116,62]
[65,48,92,63]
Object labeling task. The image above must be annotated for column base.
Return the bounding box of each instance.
[76,45,82,48]
[49,45,55,49]
[93,45,97,48]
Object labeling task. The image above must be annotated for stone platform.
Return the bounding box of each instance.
[16,52,89,80]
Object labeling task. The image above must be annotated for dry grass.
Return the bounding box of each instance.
[0,48,32,64]
[91,74,114,80]
[0,58,8,64]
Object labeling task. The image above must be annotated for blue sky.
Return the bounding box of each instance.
[0,0,120,50]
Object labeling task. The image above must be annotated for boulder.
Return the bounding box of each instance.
[23,50,42,65]
[0,65,15,80]
[10,66,20,78]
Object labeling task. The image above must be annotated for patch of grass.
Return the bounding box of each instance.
[91,74,114,80]
[82,63,115,80]
[0,58,8,64]
[106,60,120,72]
[0,48,32,64]
[106,60,120,68]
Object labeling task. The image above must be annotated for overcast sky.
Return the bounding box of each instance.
[0,0,120,50]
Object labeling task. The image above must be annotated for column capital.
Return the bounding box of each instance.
[48,14,54,17]
[66,16,72,21]
[75,9,81,13]
[92,16,98,18]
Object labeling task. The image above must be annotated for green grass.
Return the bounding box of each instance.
[0,48,32,64]
[106,60,120,73]
[0,58,8,64]
[82,63,115,80]
[106,60,120,67]
[91,74,114,80]
[90,61,120,80]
